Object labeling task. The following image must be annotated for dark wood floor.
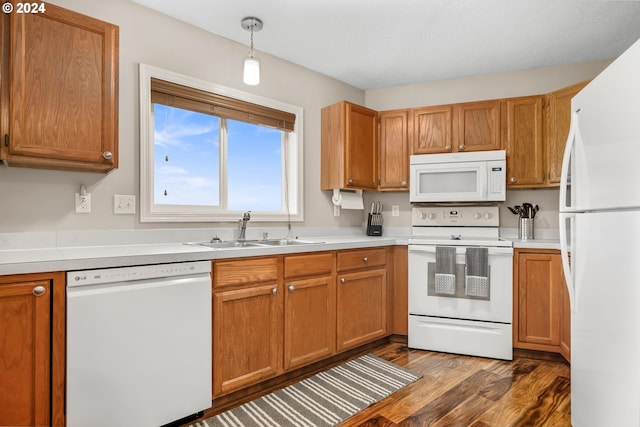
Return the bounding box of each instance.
[339,342,571,427]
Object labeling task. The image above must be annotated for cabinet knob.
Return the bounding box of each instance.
[445,145,452,152]
[459,145,465,151]
[272,287,278,295]
[32,286,46,297]
[288,284,295,293]
[348,178,353,184]
[401,181,407,187]
[509,177,517,184]
[102,151,113,160]
[340,277,346,284]
[363,257,368,263]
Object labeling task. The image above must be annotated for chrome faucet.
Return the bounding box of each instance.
[238,211,251,241]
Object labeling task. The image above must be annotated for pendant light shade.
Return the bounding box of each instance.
[241,17,263,86]
[243,57,260,85]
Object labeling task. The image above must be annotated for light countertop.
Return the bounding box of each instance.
[0,235,408,276]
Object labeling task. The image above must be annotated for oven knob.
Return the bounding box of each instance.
[420,212,427,220]
[428,213,436,220]
[473,212,481,220]
[484,212,492,220]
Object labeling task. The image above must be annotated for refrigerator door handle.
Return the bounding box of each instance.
[559,111,579,212]
[559,212,576,312]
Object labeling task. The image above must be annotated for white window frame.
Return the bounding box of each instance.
[139,64,304,222]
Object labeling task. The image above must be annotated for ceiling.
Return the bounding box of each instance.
[130,0,640,90]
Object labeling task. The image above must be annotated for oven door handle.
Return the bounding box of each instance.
[409,245,513,255]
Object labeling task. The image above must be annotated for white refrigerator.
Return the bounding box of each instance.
[560,37,640,427]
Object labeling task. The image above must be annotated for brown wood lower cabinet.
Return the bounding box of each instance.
[513,249,570,361]
[336,248,388,351]
[283,252,336,370]
[0,272,65,427]
[211,248,391,398]
[212,257,283,396]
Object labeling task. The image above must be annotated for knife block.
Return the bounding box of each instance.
[366,213,383,236]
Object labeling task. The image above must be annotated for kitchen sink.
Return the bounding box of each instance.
[186,239,322,249]
[254,239,321,246]
[186,240,263,249]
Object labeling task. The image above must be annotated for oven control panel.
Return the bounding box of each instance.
[412,206,499,227]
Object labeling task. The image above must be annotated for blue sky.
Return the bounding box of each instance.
[153,104,282,211]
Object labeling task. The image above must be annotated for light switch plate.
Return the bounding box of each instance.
[114,195,136,215]
[392,205,400,216]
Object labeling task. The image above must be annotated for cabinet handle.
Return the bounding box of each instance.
[340,277,346,284]
[401,181,407,187]
[272,287,278,295]
[288,285,295,293]
[363,257,368,263]
[102,151,113,160]
[445,145,452,152]
[459,145,465,151]
[509,177,517,184]
[32,286,46,296]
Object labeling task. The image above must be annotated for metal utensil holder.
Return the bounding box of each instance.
[367,213,383,236]
[519,217,534,240]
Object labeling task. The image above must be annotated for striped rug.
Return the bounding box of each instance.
[191,353,421,427]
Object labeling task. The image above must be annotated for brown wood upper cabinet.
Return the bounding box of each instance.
[0,4,119,172]
[378,109,409,191]
[411,100,502,154]
[545,80,590,185]
[321,101,378,190]
[505,81,589,188]
[503,95,545,187]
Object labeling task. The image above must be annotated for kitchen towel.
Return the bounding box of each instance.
[435,246,457,295]
[465,247,490,298]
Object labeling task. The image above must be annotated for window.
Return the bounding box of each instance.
[139,64,304,222]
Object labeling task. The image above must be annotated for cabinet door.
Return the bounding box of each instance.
[345,102,378,189]
[321,101,377,190]
[515,251,563,351]
[411,105,453,154]
[504,96,544,187]
[336,268,387,351]
[545,81,589,185]
[378,110,409,191]
[0,280,50,427]
[1,4,118,172]
[455,100,502,152]
[212,283,283,396]
[283,275,336,370]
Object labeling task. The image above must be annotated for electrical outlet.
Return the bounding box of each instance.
[392,205,400,216]
[114,195,136,215]
[75,193,91,213]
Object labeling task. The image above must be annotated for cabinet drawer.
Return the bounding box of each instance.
[337,248,386,272]
[213,257,279,288]
[284,252,335,279]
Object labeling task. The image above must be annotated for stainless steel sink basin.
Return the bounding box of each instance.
[254,239,321,246]
[186,238,322,249]
[186,240,263,249]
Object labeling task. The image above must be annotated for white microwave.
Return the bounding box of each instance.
[409,150,506,202]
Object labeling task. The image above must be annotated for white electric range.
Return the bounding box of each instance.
[408,205,514,360]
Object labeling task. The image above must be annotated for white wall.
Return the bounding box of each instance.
[0,0,613,235]
[0,0,364,234]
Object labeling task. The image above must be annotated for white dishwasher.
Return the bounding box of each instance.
[66,261,212,427]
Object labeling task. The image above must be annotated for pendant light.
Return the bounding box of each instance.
[241,17,263,85]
